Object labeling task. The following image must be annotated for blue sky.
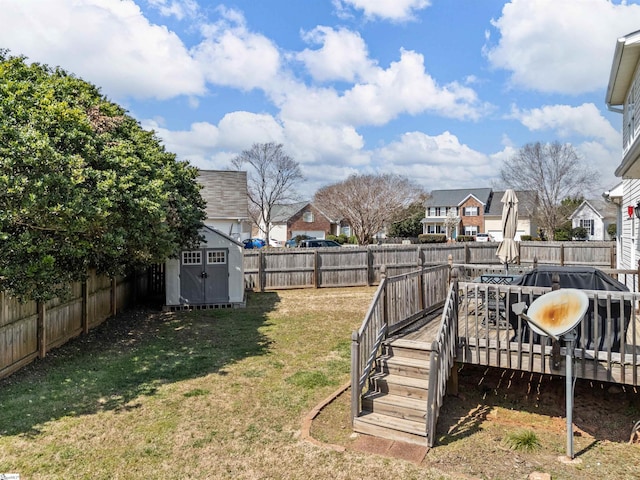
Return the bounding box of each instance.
[3,0,640,198]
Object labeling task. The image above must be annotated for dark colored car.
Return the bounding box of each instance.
[243,238,266,249]
[298,239,341,248]
[285,235,314,248]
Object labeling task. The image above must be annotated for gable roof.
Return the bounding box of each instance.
[426,188,493,207]
[485,190,538,217]
[270,201,310,223]
[197,170,249,220]
[569,198,618,220]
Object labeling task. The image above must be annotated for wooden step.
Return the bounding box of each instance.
[371,372,429,400]
[377,354,430,378]
[353,411,428,446]
[362,392,427,423]
[385,338,433,360]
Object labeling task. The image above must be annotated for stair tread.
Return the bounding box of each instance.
[387,338,432,351]
[379,354,430,367]
[356,411,427,436]
[371,372,430,389]
[363,391,428,410]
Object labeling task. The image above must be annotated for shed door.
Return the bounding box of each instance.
[180,250,205,304]
[204,249,229,303]
[180,249,229,304]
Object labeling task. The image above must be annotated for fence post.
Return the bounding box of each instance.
[110,277,117,316]
[517,242,521,265]
[611,244,616,269]
[464,243,470,264]
[313,250,320,288]
[560,243,565,266]
[258,250,265,292]
[447,254,453,283]
[366,248,372,287]
[82,279,89,334]
[37,301,46,358]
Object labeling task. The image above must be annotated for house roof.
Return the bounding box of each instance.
[200,225,243,247]
[606,29,640,108]
[425,188,493,207]
[270,201,309,223]
[569,198,618,220]
[197,170,249,220]
[485,190,538,217]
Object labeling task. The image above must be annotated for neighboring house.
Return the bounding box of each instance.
[165,226,245,309]
[605,28,640,274]
[569,198,617,241]
[197,170,252,241]
[267,202,350,244]
[484,190,538,241]
[423,188,493,239]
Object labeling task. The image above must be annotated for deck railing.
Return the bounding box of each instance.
[350,264,450,423]
[426,281,459,447]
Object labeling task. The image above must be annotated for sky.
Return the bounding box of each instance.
[2,0,640,199]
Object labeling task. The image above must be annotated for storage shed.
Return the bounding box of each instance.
[165,226,245,309]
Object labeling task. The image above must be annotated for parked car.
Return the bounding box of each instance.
[243,238,266,249]
[285,235,314,248]
[298,239,341,248]
[269,238,284,247]
[475,233,494,242]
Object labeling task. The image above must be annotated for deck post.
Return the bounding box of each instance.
[350,330,360,425]
[380,265,388,329]
[418,258,425,311]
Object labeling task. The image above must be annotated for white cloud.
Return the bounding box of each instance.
[146,0,199,20]
[0,0,205,100]
[280,49,489,126]
[333,0,431,22]
[193,7,282,91]
[485,0,640,94]
[511,103,619,147]
[297,27,375,83]
[374,131,498,189]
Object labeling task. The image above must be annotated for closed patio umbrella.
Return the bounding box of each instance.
[496,189,519,272]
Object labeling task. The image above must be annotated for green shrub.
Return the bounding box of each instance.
[572,226,588,241]
[418,234,447,243]
[607,223,617,239]
[456,235,475,242]
[520,235,532,241]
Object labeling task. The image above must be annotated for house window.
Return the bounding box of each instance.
[465,226,478,236]
[207,250,226,264]
[580,219,594,236]
[182,251,202,265]
[303,211,314,222]
[340,226,351,236]
[426,225,445,234]
[464,206,479,216]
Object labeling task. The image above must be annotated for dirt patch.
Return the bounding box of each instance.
[311,363,640,480]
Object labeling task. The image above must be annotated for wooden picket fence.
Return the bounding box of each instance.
[0,270,150,381]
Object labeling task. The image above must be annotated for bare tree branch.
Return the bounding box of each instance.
[500,141,596,239]
[232,143,303,244]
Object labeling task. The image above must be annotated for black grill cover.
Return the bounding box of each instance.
[509,266,631,351]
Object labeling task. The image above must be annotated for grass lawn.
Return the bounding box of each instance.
[2,287,638,480]
[0,288,448,480]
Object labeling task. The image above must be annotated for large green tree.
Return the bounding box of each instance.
[0,52,205,301]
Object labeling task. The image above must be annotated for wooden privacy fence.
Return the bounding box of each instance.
[244,242,616,291]
[0,270,148,381]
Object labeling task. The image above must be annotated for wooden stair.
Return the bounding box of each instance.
[353,338,432,446]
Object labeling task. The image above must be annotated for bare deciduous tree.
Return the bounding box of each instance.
[232,143,302,244]
[500,142,596,239]
[313,174,424,245]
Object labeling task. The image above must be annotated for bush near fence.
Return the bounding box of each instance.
[244,241,617,291]
[0,269,152,381]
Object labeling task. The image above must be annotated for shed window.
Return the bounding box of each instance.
[303,211,314,222]
[207,250,226,264]
[182,251,202,265]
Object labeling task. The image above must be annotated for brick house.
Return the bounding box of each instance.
[268,202,350,244]
[423,188,493,239]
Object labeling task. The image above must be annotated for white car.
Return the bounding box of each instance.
[475,233,494,242]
